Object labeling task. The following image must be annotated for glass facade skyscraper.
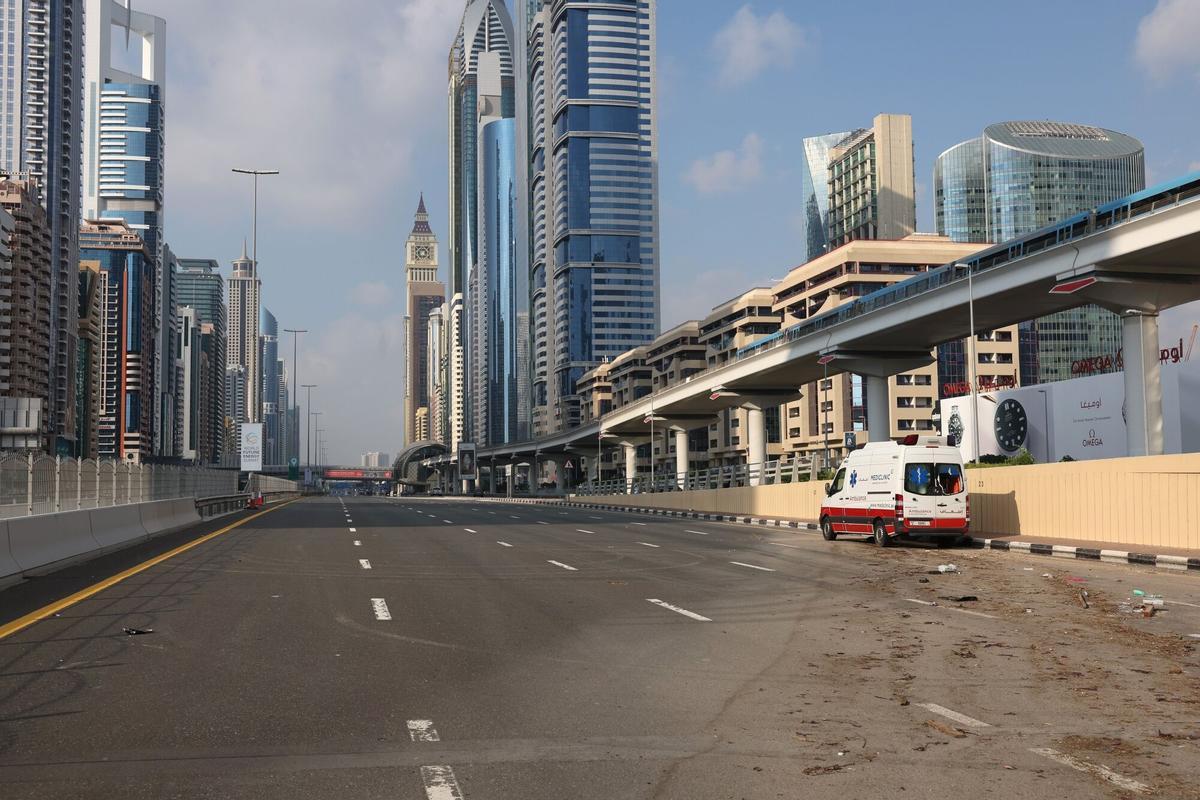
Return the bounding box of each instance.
[933,137,986,243]
[934,121,1145,386]
[478,118,529,444]
[799,130,852,262]
[519,0,660,433]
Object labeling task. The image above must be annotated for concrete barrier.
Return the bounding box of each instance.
[137,499,173,536]
[0,519,21,586]
[9,509,102,574]
[163,498,201,531]
[89,504,149,550]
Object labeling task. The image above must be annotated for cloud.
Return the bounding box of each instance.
[1190,161,1200,172]
[712,5,808,87]
[348,281,395,307]
[683,133,765,195]
[1135,0,1200,82]
[661,268,771,330]
[157,0,460,229]
[300,312,407,464]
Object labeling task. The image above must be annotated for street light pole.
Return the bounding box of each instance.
[283,328,306,465]
[231,168,280,271]
[311,412,323,468]
[301,384,317,469]
[953,263,981,461]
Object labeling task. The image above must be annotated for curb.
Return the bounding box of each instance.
[458,495,1199,573]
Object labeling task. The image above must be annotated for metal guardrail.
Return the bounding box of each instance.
[575,458,823,496]
[0,454,238,519]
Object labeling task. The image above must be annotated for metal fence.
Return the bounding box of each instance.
[0,454,238,519]
[576,457,821,496]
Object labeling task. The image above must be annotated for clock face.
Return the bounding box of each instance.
[414,245,432,261]
[948,413,964,441]
[993,398,1028,453]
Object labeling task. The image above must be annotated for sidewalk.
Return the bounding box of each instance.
[549,496,1200,573]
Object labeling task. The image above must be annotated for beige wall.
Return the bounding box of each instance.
[573,453,1200,551]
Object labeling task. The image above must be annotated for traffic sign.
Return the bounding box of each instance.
[1049,276,1097,295]
[564,460,574,470]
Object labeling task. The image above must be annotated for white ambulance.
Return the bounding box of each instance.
[819,435,969,547]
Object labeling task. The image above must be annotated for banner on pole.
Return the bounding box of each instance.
[240,423,263,472]
[458,443,477,480]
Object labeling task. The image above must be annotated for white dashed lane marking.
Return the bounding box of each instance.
[359,559,372,570]
[629,522,646,526]
[1030,748,1149,794]
[685,530,710,536]
[497,541,513,547]
[906,598,997,620]
[547,560,578,571]
[421,765,465,800]
[537,521,549,525]
[349,528,357,533]
[916,702,991,729]
[646,598,711,622]
[371,598,391,621]
[464,528,477,533]
[353,540,362,546]
[636,542,660,548]
[407,720,441,742]
[443,519,453,524]
[576,529,594,534]
[730,561,775,572]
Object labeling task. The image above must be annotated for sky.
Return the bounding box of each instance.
[148,0,1200,464]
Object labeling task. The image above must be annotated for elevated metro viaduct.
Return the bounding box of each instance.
[450,174,1200,493]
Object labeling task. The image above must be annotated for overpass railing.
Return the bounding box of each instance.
[0,454,238,519]
[576,457,818,496]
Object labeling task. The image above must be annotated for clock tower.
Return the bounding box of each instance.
[406,194,439,282]
[403,193,446,447]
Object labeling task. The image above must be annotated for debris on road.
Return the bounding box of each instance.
[122,627,153,635]
[1078,589,1090,609]
[939,595,978,602]
[925,719,968,738]
[933,564,959,574]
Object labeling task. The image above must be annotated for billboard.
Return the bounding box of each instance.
[240,423,264,472]
[939,300,1200,463]
[458,443,477,480]
[326,469,393,480]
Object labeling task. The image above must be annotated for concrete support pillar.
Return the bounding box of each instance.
[673,427,689,490]
[1123,311,1164,457]
[746,406,766,486]
[624,443,637,494]
[865,374,891,443]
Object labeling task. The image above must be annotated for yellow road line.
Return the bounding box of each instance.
[0,498,300,642]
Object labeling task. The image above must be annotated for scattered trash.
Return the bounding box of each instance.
[1025,609,1033,614]
[1065,576,1087,583]
[929,564,958,574]
[939,595,978,602]
[837,751,846,757]
[918,578,930,583]
[1078,589,1090,609]
[1142,595,1164,608]
[926,719,968,738]
[803,764,845,776]
[1041,573,1054,579]
[1189,634,1200,640]
[1022,567,1034,571]
[122,627,153,635]
[1142,606,1157,619]
[1132,589,1146,597]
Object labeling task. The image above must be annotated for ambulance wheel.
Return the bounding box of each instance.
[821,518,837,541]
[873,520,891,547]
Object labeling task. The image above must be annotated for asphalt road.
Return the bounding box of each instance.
[0,496,1197,799]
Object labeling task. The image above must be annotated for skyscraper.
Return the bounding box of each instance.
[226,243,261,425]
[83,0,166,452]
[403,196,445,446]
[826,113,916,249]
[176,258,225,464]
[934,121,1146,384]
[0,179,53,450]
[799,130,853,261]
[79,219,155,462]
[158,242,178,455]
[1,0,83,453]
[518,0,660,434]
[449,0,517,453]
[261,307,281,465]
